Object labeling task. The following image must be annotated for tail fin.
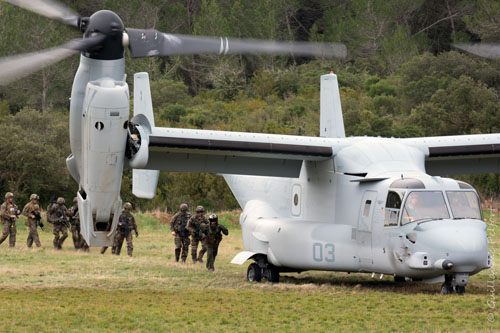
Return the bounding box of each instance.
[131,72,159,199]
[320,72,345,138]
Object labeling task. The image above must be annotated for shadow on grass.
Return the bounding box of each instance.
[278,273,487,295]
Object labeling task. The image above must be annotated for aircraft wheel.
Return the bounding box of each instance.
[394,276,405,283]
[268,264,280,283]
[455,285,465,295]
[247,263,262,282]
[440,282,454,295]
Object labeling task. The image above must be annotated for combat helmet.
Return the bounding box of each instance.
[195,205,204,213]
[123,202,133,211]
[30,194,39,201]
[5,192,13,200]
[180,203,188,212]
[57,197,65,205]
[208,214,218,223]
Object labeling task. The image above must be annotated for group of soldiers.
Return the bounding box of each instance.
[0,192,87,250]
[0,192,229,270]
[170,204,228,271]
[0,191,139,256]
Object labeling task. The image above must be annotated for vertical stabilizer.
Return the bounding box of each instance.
[132,72,159,199]
[320,73,345,138]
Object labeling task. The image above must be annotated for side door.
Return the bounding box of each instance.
[357,190,377,267]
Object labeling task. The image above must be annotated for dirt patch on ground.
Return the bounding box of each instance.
[144,210,173,224]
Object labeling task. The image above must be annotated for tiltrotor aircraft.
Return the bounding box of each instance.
[1,1,498,295]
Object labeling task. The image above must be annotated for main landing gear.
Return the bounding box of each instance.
[246,257,280,283]
[440,274,467,295]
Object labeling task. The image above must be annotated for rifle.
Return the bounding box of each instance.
[59,208,70,228]
[118,221,129,236]
[179,214,190,238]
[31,210,44,231]
[12,205,19,219]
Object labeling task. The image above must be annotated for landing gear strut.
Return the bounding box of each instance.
[440,274,467,295]
[246,257,280,283]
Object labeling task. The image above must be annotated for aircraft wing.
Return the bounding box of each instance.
[401,134,500,176]
[141,127,337,178]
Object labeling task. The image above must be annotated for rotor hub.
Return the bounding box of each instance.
[83,10,124,60]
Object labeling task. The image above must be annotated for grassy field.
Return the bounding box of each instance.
[0,211,498,332]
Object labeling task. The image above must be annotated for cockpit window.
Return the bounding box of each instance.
[401,191,450,225]
[384,190,405,226]
[447,191,482,220]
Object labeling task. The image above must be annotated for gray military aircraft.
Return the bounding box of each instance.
[0,0,498,295]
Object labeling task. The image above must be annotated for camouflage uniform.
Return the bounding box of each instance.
[186,209,208,263]
[22,195,42,248]
[201,214,228,271]
[69,199,88,251]
[48,198,69,249]
[170,204,191,262]
[0,193,18,247]
[112,205,137,257]
[101,203,137,256]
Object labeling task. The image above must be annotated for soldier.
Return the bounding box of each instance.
[69,197,89,251]
[48,197,69,249]
[22,193,42,248]
[201,214,228,271]
[170,203,191,263]
[113,202,138,256]
[186,205,208,263]
[101,202,138,256]
[0,192,20,247]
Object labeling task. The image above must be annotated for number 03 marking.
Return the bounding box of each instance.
[313,242,335,262]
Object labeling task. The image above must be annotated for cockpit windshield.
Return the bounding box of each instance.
[401,191,450,225]
[447,191,482,220]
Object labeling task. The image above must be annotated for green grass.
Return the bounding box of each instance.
[0,212,498,332]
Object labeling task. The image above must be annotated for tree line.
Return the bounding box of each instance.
[0,0,499,210]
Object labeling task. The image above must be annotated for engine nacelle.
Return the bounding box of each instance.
[78,78,129,246]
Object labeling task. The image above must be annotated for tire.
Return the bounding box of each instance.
[247,263,262,282]
[268,265,280,283]
[440,282,454,295]
[394,276,406,283]
[455,285,465,295]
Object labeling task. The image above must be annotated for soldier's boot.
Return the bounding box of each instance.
[175,248,180,262]
[192,253,197,263]
[100,247,107,254]
[127,248,133,257]
[181,257,186,263]
[53,237,59,249]
[197,250,206,263]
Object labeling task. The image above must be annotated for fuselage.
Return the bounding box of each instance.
[226,137,491,281]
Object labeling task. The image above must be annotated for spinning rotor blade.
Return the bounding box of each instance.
[3,0,80,28]
[453,43,500,59]
[126,29,347,58]
[0,35,105,85]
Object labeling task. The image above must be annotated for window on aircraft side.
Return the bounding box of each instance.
[447,191,482,220]
[384,190,405,226]
[363,200,372,217]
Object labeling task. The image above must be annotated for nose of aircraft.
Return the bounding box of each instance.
[413,219,488,272]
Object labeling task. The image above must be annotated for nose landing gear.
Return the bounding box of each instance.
[246,256,280,283]
[440,273,468,295]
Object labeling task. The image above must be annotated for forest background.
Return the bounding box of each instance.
[0,0,499,211]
